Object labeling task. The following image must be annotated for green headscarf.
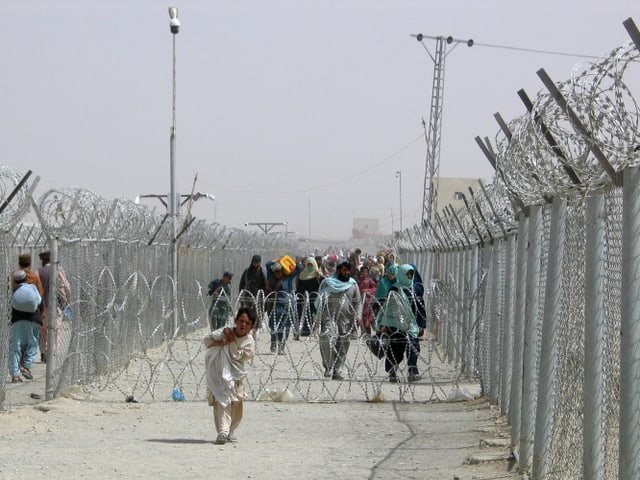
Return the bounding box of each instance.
[375,264,398,300]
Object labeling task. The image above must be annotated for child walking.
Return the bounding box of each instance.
[203,307,256,445]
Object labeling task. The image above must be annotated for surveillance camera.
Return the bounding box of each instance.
[245,222,249,226]
[169,17,180,34]
[168,7,180,34]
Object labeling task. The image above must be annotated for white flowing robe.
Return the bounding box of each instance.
[204,328,255,407]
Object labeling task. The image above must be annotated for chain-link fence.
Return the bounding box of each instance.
[0,170,476,416]
[0,177,301,404]
[390,23,640,480]
[4,18,640,480]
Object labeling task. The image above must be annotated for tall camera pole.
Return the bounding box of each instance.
[168,7,180,336]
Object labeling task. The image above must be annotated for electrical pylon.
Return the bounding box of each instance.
[412,33,473,224]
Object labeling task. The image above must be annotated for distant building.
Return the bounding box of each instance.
[349,178,486,238]
[436,177,485,214]
[352,218,379,240]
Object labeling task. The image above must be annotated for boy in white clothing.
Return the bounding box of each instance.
[203,307,256,445]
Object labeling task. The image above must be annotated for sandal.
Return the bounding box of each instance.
[11,376,22,383]
[20,366,33,380]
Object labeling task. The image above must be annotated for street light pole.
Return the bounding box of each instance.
[395,170,403,231]
[168,6,180,336]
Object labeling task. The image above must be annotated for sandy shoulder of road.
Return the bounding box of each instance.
[0,386,515,480]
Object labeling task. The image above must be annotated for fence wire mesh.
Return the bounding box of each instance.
[387,31,640,479]
[602,189,622,479]
[0,178,479,412]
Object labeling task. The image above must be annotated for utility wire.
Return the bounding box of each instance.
[471,40,600,60]
[215,132,424,196]
[416,33,602,60]
[220,41,601,198]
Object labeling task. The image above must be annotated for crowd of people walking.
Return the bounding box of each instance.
[205,249,428,384]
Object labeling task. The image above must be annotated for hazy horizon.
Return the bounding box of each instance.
[4,1,637,239]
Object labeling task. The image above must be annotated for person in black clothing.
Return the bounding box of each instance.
[295,257,323,338]
[405,265,427,382]
[208,271,234,330]
[238,255,267,319]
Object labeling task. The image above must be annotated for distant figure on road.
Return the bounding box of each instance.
[295,257,323,338]
[37,250,71,362]
[323,255,338,278]
[12,253,44,298]
[208,271,234,331]
[265,259,302,354]
[8,270,42,383]
[357,265,377,336]
[348,248,362,279]
[12,253,44,367]
[384,252,397,271]
[238,254,267,322]
[405,264,427,382]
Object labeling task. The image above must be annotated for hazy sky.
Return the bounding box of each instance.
[4,0,638,239]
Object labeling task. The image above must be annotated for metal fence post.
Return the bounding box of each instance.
[510,214,528,455]
[489,240,501,404]
[438,250,446,346]
[441,249,449,351]
[424,248,435,335]
[469,244,479,379]
[460,246,470,375]
[520,204,543,474]
[501,233,516,415]
[450,247,459,364]
[533,197,566,479]
[446,248,455,360]
[455,247,464,367]
[583,194,605,480]
[620,166,640,479]
[45,237,58,400]
[479,240,493,396]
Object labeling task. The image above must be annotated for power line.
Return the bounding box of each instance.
[472,40,600,60]
[213,132,424,196]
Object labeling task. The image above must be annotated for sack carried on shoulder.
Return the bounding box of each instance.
[366,332,389,359]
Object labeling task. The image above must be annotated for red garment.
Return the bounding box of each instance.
[12,268,44,297]
[357,277,377,334]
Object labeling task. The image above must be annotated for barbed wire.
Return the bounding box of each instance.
[387,40,640,253]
